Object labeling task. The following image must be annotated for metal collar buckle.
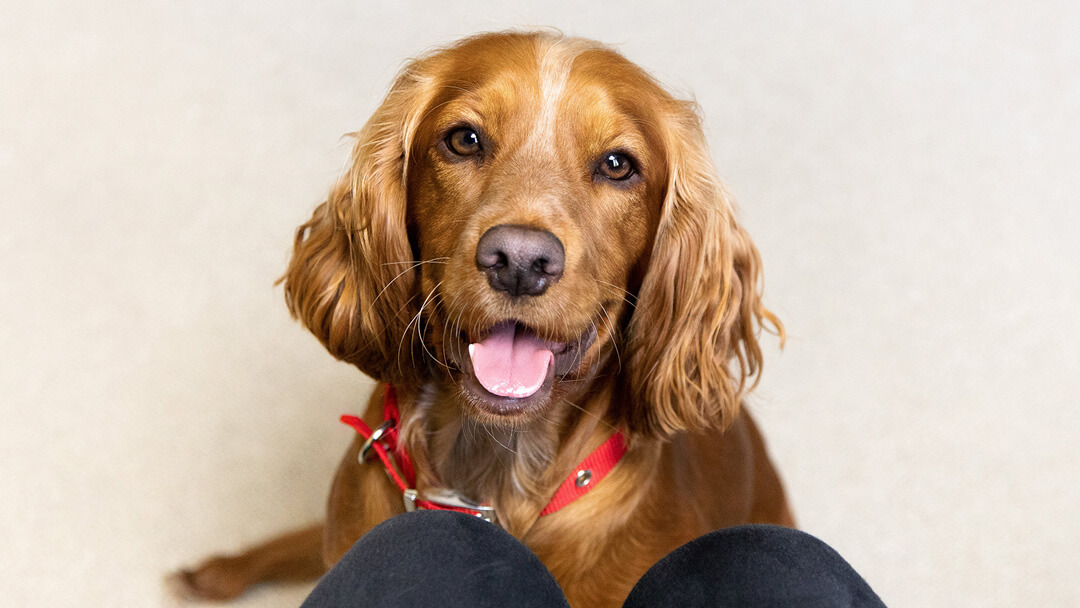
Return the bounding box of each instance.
[358,419,394,462]
[402,487,496,523]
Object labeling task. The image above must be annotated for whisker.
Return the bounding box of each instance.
[594,279,638,303]
[391,292,422,378]
[373,257,448,305]
[484,425,517,455]
[414,281,452,373]
[397,281,441,374]
[558,397,619,433]
[422,295,452,372]
[382,257,449,266]
[597,302,622,374]
[454,297,471,344]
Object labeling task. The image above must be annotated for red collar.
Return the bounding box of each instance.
[340,385,628,522]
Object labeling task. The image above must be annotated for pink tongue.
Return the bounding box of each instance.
[469,322,554,398]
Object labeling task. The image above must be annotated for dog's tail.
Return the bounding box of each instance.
[167,522,327,601]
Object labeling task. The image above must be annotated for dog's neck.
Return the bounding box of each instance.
[395,378,620,537]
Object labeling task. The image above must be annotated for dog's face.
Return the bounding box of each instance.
[284,32,779,435]
[406,37,668,421]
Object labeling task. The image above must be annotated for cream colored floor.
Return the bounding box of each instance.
[2,2,1078,606]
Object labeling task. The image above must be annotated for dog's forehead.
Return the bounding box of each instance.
[423,35,662,154]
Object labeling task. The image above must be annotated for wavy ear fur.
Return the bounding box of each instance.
[625,102,783,437]
[282,67,434,383]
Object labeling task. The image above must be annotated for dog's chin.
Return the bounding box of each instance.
[458,366,557,422]
[448,321,597,426]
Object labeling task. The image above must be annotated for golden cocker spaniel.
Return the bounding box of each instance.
[178,31,792,608]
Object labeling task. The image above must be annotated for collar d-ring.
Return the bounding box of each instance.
[359,419,394,462]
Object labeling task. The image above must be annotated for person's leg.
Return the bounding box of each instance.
[301,510,570,608]
[623,525,885,608]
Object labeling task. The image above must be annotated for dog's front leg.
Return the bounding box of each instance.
[322,433,407,563]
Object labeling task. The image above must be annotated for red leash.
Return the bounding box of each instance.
[340,385,627,521]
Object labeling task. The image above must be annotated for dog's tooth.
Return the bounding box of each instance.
[468,343,475,360]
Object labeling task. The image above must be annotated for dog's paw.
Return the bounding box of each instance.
[166,555,251,602]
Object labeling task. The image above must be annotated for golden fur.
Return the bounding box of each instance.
[176,31,791,608]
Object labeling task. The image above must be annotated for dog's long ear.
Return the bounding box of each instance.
[282,66,434,383]
[624,102,783,437]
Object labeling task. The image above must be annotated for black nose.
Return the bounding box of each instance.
[475,225,565,297]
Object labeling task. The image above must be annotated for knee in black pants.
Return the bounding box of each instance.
[624,524,885,608]
[301,510,569,608]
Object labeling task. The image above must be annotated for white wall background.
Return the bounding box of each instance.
[2,1,1077,606]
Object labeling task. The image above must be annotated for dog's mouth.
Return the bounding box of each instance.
[452,320,597,416]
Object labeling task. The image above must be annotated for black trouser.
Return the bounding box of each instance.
[301,511,885,607]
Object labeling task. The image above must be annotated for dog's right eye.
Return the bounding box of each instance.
[446,127,482,156]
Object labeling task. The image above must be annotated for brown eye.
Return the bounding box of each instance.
[598,152,634,180]
[446,127,482,156]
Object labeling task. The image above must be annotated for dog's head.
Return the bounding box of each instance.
[284,32,780,436]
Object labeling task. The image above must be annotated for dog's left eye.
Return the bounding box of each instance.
[446,127,482,156]
[598,153,635,181]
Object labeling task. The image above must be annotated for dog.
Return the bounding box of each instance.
[176,31,792,608]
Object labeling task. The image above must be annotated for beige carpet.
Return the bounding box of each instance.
[2,1,1078,606]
